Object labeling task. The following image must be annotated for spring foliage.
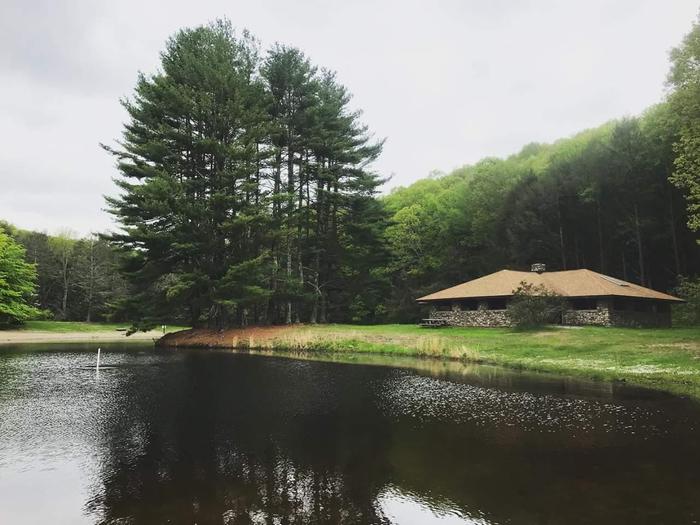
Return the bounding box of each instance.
[668,17,700,233]
[506,282,567,329]
[0,228,40,326]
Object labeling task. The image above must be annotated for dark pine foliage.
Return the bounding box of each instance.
[103,21,386,329]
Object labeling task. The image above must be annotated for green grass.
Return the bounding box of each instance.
[19,321,700,398]
[255,324,700,399]
[19,320,187,333]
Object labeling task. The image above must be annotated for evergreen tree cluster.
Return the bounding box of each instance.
[105,21,388,328]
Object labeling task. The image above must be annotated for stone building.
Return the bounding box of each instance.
[416,264,683,328]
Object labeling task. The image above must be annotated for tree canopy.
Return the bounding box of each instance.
[104,20,386,328]
[382,107,700,321]
[0,227,40,326]
[668,16,700,234]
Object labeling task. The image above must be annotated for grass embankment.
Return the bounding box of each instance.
[20,321,133,332]
[0,321,188,344]
[160,324,700,398]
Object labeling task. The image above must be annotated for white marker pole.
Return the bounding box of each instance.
[96,347,101,373]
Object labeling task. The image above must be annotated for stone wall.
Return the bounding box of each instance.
[429,298,672,328]
[562,308,610,326]
[430,307,511,327]
[561,306,671,327]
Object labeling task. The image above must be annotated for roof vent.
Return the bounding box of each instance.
[531,263,546,273]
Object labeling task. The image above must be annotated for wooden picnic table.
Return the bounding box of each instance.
[419,318,449,328]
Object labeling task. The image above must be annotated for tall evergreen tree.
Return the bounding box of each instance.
[104,21,385,328]
[105,21,267,328]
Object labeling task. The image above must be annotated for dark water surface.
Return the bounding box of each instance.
[1,344,699,524]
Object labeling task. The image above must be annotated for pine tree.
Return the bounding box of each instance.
[104,21,386,328]
[104,21,268,328]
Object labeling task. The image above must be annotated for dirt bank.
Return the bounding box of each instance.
[157,326,297,348]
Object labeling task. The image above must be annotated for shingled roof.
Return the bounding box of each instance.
[416,269,683,303]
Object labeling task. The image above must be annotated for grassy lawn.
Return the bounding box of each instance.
[252,324,700,398]
[18,320,187,333]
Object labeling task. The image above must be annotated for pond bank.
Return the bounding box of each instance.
[158,324,700,399]
[0,321,184,345]
[0,329,163,345]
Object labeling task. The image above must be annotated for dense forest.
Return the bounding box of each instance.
[383,107,700,320]
[0,222,127,322]
[1,17,699,327]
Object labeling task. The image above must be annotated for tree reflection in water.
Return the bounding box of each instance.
[84,353,397,524]
[1,347,700,525]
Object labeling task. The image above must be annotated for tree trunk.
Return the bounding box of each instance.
[311,168,324,325]
[596,197,605,273]
[319,291,327,324]
[85,241,95,323]
[61,277,68,319]
[60,252,69,320]
[268,150,282,324]
[296,152,305,323]
[633,202,645,285]
[669,190,681,276]
[286,147,294,324]
[557,193,567,269]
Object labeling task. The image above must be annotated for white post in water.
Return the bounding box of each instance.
[96,347,101,372]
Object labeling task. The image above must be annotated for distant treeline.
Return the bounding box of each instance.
[0,222,127,322]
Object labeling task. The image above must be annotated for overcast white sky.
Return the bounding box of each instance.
[1,0,698,235]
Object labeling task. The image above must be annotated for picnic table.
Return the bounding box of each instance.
[419,318,449,328]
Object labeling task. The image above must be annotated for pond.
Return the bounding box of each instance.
[0,344,699,524]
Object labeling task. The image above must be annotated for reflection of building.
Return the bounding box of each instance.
[416,264,683,327]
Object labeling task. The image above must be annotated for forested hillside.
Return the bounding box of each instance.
[383,17,700,322]
[383,106,700,320]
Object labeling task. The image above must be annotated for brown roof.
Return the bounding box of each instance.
[416,269,683,303]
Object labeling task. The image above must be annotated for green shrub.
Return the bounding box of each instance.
[506,281,566,329]
[0,228,41,327]
[673,276,700,326]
